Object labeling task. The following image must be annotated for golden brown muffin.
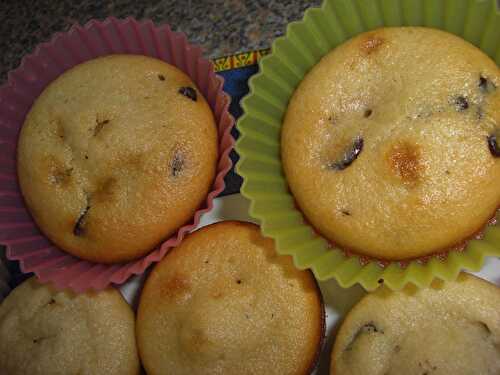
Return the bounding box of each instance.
[0,277,140,375]
[281,27,500,260]
[136,221,324,375]
[330,273,500,375]
[17,55,218,263]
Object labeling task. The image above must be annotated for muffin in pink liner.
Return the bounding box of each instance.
[0,17,234,293]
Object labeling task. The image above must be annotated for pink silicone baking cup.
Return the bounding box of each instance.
[0,17,235,293]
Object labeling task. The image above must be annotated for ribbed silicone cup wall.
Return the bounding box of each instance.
[236,0,500,291]
[0,18,235,293]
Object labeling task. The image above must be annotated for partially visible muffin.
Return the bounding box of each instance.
[0,277,139,375]
[281,27,500,260]
[17,55,218,263]
[137,221,324,375]
[331,273,500,375]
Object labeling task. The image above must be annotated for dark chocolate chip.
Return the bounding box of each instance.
[364,109,373,118]
[362,323,380,333]
[73,205,90,236]
[32,335,53,344]
[479,76,488,91]
[328,137,364,171]
[477,321,492,335]
[487,134,500,157]
[341,210,351,216]
[158,74,165,81]
[85,155,89,160]
[94,119,109,136]
[345,322,382,351]
[236,279,242,284]
[378,278,384,284]
[479,75,496,93]
[170,152,184,177]
[454,96,469,111]
[178,86,197,101]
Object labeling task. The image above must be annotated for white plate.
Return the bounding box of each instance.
[120,193,500,375]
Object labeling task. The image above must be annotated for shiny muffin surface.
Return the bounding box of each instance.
[281,27,500,260]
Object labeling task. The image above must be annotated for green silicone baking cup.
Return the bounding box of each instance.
[236,0,500,291]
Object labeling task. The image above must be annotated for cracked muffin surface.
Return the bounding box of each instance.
[17,54,218,263]
[281,27,500,260]
[330,273,500,375]
[0,277,139,375]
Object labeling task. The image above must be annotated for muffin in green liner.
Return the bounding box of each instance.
[236,0,500,291]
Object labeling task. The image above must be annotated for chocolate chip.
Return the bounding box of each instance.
[362,323,380,333]
[73,205,90,236]
[328,137,364,171]
[477,321,492,335]
[479,76,488,91]
[487,134,500,157]
[178,86,197,101]
[94,119,109,136]
[170,151,184,177]
[364,109,373,118]
[378,278,384,284]
[454,96,469,111]
[479,75,496,93]
[158,74,165,81]
[341,210,351,216]
[345,322,382,351]
[236,279,242,284]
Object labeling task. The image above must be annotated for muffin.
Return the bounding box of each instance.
[0,277,140,375]
[281,27,500,260]
[330,273,500,375]
[17,54,218,263]
[136,221,324,375]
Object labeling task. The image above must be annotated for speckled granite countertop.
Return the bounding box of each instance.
[0,0,321,82]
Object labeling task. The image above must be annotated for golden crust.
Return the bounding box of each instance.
[281,27,500,260]
[330,273,500,375]
[17,55,218,263]
[137,221,324,375]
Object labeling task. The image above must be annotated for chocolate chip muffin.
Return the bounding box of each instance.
[0,277,140,375]
[330,273,500,375]
[281,27,500,260]
[136,221,324,375]
[17,55,218,263]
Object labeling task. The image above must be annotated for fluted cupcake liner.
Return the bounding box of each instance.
[236,0,500,291]
[0,17,235,293]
